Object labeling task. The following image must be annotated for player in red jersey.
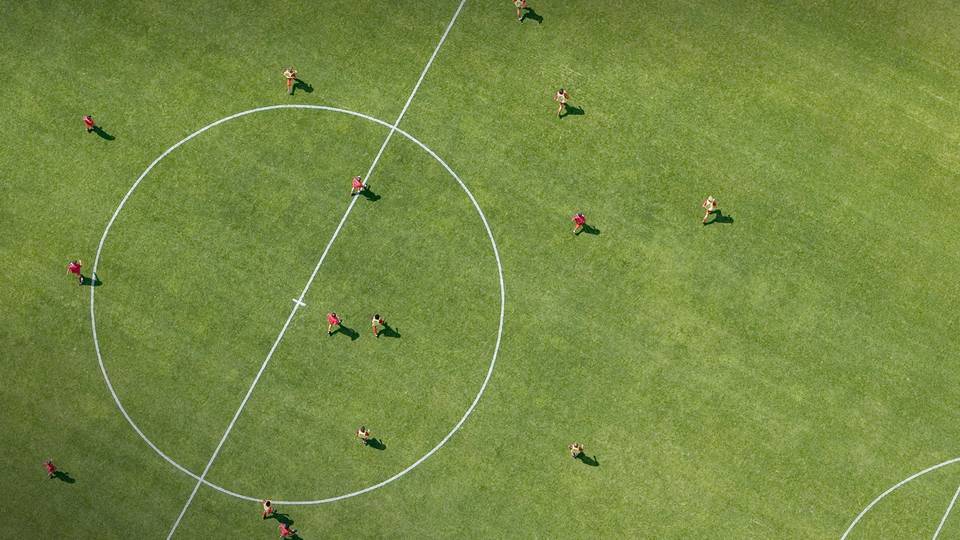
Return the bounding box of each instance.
[571,212,586,234]
[356,426,371,445]
[67,260,83,285]
[283,67,298,95]
[553,88,570,118]
[701,196,719,224]
[371,314,384,337]
[44,459,57,478]
[513,0,528,21]
[350,175,366,197]
[260,499,274,519]
[83,115,96,133]
[327,312,341,336]
[279,522,296,538]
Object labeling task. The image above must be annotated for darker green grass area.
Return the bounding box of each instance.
[4,0,960,538]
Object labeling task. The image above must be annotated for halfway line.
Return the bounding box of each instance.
[933,483,960,540]
[164,1,468,537]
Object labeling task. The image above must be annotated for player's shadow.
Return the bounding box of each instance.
[360,186,381,202]
[575,224,600,236]
[576,454,599,467]
[52,470,76,483]
[269,512,294,526]
[335,324,360,341]
[379,323,400,339]
[80,274,102,287]
[560,105,585,119]
[705,211,734,225]
[522,8,543,23]
[92,126,115,140]
[366,438,386,450]
[293,79,313,94]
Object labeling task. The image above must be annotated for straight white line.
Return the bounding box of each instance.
[842,457,960,539]
[165,303,301,540]
[165,1,467,537]
[292,298,306,307]
[933,484,960,540]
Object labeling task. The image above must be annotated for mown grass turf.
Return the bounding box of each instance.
[4,0,960,538]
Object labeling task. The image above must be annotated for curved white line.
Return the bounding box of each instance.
[841,457,960,539]
[90,104,505,505]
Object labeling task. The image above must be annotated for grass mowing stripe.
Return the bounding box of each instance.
[165,2,467,536]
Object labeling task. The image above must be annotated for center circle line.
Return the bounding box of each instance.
[89,104,506,505]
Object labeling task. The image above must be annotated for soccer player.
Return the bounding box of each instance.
[702,196,719,224]
[568,442,584,459]
[326,312,341,336]
[571,212,586,234]
[82,115,96,133]
[44,459,57,478]
[67,259,83,285]
[279,522,296,538]
[513,0,528,21]
[350,175,366,197]
[282,67,298,95]
[356,426,371,445]
[371,314,384,337]
[554,88,570,118]
[260,500,274,519]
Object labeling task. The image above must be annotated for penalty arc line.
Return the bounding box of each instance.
[933,483,960,539]
[164,1,468,537]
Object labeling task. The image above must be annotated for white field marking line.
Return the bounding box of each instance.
[90,105,504,504]
[292,298,306,307]
[933,483,960,539]
[164,2,468,535]
[164,303,302,540]
[841,457,960,539]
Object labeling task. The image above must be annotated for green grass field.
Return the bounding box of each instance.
[4,0,960,538]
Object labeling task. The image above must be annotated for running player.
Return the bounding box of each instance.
[327,312,341,336]
[371,314,384,337]
[514,0,528,21]
[82,115,96,133]
[44,459,57,478]
[279,522,296,538]
[568,442,584,459]
[554,88,570,117]
[702,196,719,224]
[260,500,274,519]
[350,175,366,197]
[282,67,298,95]
[571,212,586,234]
[67,260,83,285]
[356,426,371,445]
